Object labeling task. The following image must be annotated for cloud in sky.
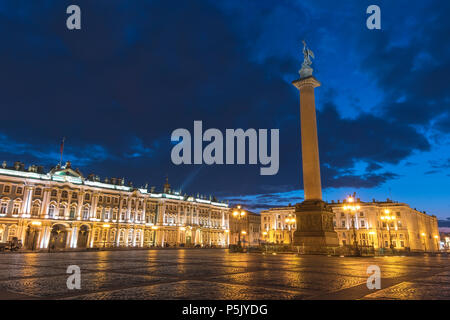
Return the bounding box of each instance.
[0,0,449,217]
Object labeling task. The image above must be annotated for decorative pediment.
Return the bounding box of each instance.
[50,164,84,179]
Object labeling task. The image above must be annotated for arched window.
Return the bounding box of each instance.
[96,207,102,219]
[135,230,141,244]
[82,206,90,220]
[12,202,20,215]
[109,229,116,242]
[104,208,110,220]
[144,231,150,243]
[119,230,125,243]
[0,201,8,214]
[84,193,90,201]
[128,230,134,244]
[51,190,57,197]
[59,205,66,217]
[34,188,42,196]
[48,204,55,217]
[61,191,68,199]
[69,206,76,219]
[32,203,40,217]
[7,225,17,241]
[93,229,100,242]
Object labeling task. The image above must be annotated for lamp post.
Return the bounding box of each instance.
[232,206,246,248]
[262,231,268,243]
[343,196,360,255]
[285,216,296,250]
[241,230,247,248]
[434,235,439,252]
[421,232,427,252]
[380,209,396,253]
[225,229,230,247]
[369,231,376,247]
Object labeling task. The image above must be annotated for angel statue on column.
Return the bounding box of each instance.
[299,40,315,78]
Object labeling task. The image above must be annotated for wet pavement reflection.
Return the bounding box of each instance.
[0,249,448,299]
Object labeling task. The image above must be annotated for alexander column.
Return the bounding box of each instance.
[292,41,338,253]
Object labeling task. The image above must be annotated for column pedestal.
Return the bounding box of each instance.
[294,200,338,253]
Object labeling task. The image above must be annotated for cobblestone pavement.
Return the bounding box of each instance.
[0,249,449,300]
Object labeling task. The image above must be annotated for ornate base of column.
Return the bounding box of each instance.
[293,200,339,254]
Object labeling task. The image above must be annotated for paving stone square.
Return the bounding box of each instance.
[0,249,448,300]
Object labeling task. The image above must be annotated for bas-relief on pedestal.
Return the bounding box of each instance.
[292,41,339,253]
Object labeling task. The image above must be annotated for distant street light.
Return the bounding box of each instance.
[233,207,246,248]
[421,232,427,252]
[343,196,361,255]
[434,235,439,252]
[285,216,296,250]
[369,231,376,247]
[380,209,396,252]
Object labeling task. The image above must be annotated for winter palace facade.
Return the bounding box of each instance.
[0,161,230,250]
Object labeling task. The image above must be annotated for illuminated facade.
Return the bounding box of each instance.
[0,161,230,250]
[261,197,440,252]
[440,231,450,252]
[229,206,261,247]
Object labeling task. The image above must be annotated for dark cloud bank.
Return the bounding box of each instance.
[0,0,449,207]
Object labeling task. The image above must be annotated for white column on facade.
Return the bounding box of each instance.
[142,199,146,224]
[132,227,136,246]
[71,226,78,248]
[140,229,144,247]
[40,188,50,217]
[77,191,84,220]
[127,197,132,221]
[124,228,129,246]
[208,209,211,228]
[91,193,99,219]
[39,226,51,249]
[88,226,94,248]
[158,201,165,225]
[116,228,121,246]
[118,196,124,221]
[65,228,72,248]
[22,186,33,215]
[56,190,62,218]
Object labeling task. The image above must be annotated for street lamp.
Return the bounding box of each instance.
[421,232,427,252]
[369,231,376,247]
[232,208,246,248]
[343,196,361,255]
[380,209,396,252]
[285,216,296,250]
[433,235,439,252]
[241,230,247,247]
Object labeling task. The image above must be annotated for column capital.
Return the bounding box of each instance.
[292,76,321,90]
